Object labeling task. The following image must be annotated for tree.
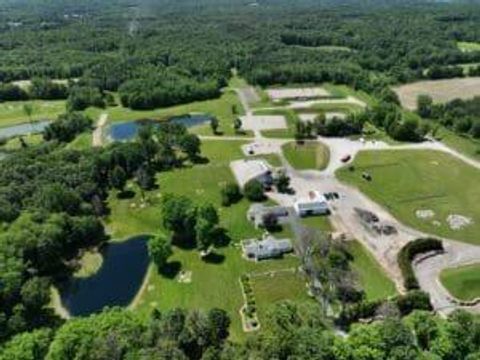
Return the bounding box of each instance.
[148,233,173,271]
[244,180,265,202]
[220,183,242,206]
[234,118,242,133]
[179,134,201,161]
[275,173,291,193]
[195,204,219,253]
[20,277,51,311]
[161,194,196,238]
[23,103,34,129]
[207,308,230,345]
[210,117,219,135]
[135,165,156,192]
[110,166,127,192]
[417,95,433,118]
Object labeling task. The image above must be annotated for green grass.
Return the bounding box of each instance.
[435,126,480,161]
[337,150,480,244]
[299,216,332,232]
[66,132,93,150]
[0,100,66,127]
[86,88,249,137]
[250,269,311,325]
[135,248,301,341]
[323,84,377,107]
[250,153,283,167]
[282,141,330,170]
[106,139,307,340]
[458,41,480,52]
[1,133,44,150]
[347,240,397,301]
[74,251,103,278]
[440,264,480,301]
[106,140,259,241]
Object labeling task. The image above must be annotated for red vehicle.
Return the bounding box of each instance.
[341,155,351,163]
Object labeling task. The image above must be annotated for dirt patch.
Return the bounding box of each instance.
[393,77,480,110]
[447,214,473,230]
[416,209,435,220]
[177,270,192,283]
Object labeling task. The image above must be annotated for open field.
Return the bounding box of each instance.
[86,89,247,137]
[106,140,261,241]
[66,132,93,150]
[0,100,66,127]
[250,269,311,325]
[458,41,480,52]
[282,141,330,170]
[347,240,397,301]
[337,150,480,244]
[299,216,332,232]
[135,248,301,341]
[440,264,480,301]
[393,77,480,110]
[0,133,44,150]
[434,126,480,160]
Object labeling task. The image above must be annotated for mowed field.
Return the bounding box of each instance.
[282,141,330,170]
[337,150,480,244]
[0,100,66,127]
[440,264,480,301]
[393,77,480,110]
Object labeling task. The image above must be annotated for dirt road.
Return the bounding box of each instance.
[92,113,108,147]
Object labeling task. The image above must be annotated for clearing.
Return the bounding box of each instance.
[393,77,480,110]
[440,263,480,301]
[458,41,480,52]
[282,141,330,170]
[337,150,480,244]
[0,100,66,127]
[347,240,397,301]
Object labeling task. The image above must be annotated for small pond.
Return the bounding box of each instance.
[60,235,150,316]
[0,120,50,140]
[108,114,212,141]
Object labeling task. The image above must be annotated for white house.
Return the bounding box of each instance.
[242,235,293,261]
[294,191,329,217]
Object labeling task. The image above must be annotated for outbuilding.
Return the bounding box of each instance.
[294,191,329,217]
[230,159,274,189]
[242,235,293,261]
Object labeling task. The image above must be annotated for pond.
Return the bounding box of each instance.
[60,235,150,316]
[108,114,212,141]
[0,120,50,140]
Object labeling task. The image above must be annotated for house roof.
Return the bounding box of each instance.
[230,159,272,187]
[295,191,328,208]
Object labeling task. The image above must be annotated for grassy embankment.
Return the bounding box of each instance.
[440,264,480,301]
[337,150,480,245]
[347,240,397,301]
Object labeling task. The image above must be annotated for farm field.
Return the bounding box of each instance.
[347,240,397,301]
[282,141,330,170]
[337,150,480,244]
[0,100,66,127]
[440,264,480,301]
[393,77,480,110]
[458,41,480,52]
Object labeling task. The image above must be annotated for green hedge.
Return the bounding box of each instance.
[397,238,443,290]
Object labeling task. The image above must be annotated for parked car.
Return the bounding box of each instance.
[341,155,351,163]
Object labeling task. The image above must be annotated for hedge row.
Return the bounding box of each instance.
[398,238,444,290]
[337,290,432,328]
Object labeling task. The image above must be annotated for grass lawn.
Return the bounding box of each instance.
[337,150,480,244]
[435,126,480,161]
[106,139,307,340]
[300,216,332,232]
[251,153,283,167]
[347,240,397,301]
[74,251,103,278]
[1,133,44,150]
[250,269,311,325]
[440,264,480,301]
[282,141,330,170]
[0,100,66,127]
[86,89,249,137]
[458,41,480,52]
[66,132,93,150]
[135,248,301,341]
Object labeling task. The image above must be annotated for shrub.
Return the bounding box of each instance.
[396,290,432,316]
[221,183,242,206]
[244,180,265,202]
[397,238,443,290]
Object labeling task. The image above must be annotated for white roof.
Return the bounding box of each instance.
[295,191,328,207]
[230,159,272,187]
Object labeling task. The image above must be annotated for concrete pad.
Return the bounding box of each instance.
[241,115,287,131]
[267,87,330,100]
[298,112,347,123]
